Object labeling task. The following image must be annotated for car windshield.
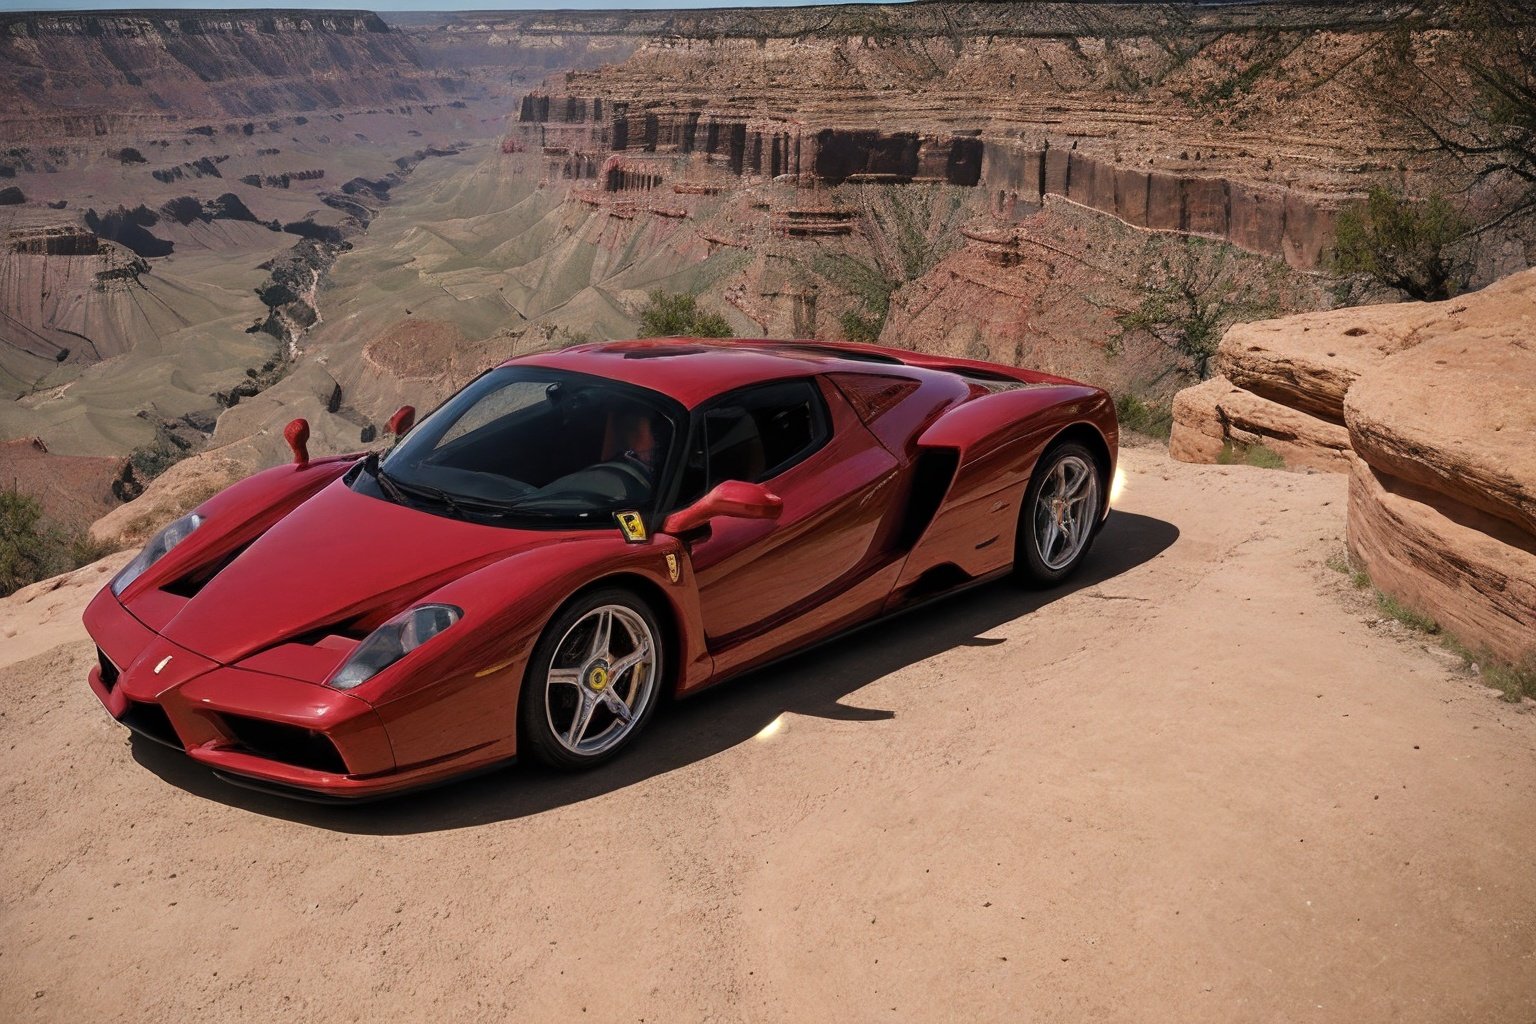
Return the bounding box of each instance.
[356,367,678,526]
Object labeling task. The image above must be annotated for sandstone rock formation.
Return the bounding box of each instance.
[0,11,458,134]
[1173,268,1536,666]
[1169,376,1352,471]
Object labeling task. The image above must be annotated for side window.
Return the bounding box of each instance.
[677,380,829,504]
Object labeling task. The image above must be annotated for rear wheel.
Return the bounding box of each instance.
[519,588,664,770]
[1015,442,1103,586]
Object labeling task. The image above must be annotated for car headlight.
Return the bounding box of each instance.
[328,604,462,691]
[111,513,203,596]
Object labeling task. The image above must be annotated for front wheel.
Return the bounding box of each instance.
[1015,442,1104,586]
[519,588,665,770]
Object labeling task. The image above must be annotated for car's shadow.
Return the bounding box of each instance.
[131,511,1178,834]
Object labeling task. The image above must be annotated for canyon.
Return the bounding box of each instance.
[2,6,1534,1020]
[0,2,1531,678]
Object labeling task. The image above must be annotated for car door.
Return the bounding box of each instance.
[675,376,903,651]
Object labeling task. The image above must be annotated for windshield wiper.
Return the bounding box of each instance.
[362,453,410,507]
[391,477,465,516]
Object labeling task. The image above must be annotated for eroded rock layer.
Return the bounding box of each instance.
[1169,375,1351,471]
[1348,456,1536,666]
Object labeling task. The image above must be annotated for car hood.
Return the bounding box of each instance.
[157,480,574,665]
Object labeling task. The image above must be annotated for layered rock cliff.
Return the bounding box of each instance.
[0,10,459,136]
[505,1,1468,274]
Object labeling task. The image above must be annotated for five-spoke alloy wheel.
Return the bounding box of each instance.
[1016,441,1104,585]
[520,588,664,769]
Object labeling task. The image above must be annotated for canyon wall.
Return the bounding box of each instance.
[520,96,1337,269]
[0,11,460,136]
[495,1,1465,278]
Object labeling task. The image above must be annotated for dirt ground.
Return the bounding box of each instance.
[2,444,1533,1023]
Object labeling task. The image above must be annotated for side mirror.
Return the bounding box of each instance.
[388,405,416,437]
[283,417,310,467]
[663,480,783,535]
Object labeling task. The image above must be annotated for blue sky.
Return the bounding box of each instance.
[1,1,880,10]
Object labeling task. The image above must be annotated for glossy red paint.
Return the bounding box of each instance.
[83,338,1117,800]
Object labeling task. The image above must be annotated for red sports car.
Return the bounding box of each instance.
[84,338,1117,800]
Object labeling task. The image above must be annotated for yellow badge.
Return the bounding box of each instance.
[665,552,681,584]
[615,510,647,543]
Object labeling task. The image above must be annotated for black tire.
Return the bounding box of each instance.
[518,587,666,770]
[1014,441,1105,587]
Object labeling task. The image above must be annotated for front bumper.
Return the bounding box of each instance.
[83,587,474,801]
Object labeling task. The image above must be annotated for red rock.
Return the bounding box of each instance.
[1344,315,1536,538]
[1170,376,1351,471]
[1348,456,1536,666]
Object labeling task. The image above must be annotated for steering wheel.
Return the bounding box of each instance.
[592,457,652,493]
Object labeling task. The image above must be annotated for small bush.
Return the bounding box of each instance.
[637,290,732,339]
[1217,441,1285,469]
[839,310,882,345]
[129,432,191,482]
[0,490,109,597]
[1440,635,1536,704]
[1325,549,1372,590]
[1114,393,1174,440]
[1330,186,1470,301]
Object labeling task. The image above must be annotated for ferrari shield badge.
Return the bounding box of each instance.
[665,552,681,584]
[615,510,647,543]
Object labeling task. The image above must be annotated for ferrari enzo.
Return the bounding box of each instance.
[84,338,1118,800]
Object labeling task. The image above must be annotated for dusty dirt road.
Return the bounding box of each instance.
[3,445,1534,1023]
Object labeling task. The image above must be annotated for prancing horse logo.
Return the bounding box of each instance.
[665,552,680,584]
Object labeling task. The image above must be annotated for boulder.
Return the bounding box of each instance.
[1346,327,1536,537]
[1217,308,1426,423]
[1170,375,1351,471]
[1348,456,1536,666]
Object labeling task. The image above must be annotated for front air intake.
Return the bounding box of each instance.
[120,701,181,748]
[220,715,348,775]
[97,648,119,691]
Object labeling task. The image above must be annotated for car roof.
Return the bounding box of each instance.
[507,338,919,409]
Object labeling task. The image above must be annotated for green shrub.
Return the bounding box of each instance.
[1113,393,1174,440]
[0,490,110,597]
[1376,591,1440,635]
[1114,237,1278,381]
[839,310,882,345]
[1330,186,1470,301]
[637,290,732,339]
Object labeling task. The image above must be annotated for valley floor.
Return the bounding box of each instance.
[2,445,1533,1022]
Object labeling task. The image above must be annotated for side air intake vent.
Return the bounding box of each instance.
[97,648,120,691]
[898,448,960,550]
